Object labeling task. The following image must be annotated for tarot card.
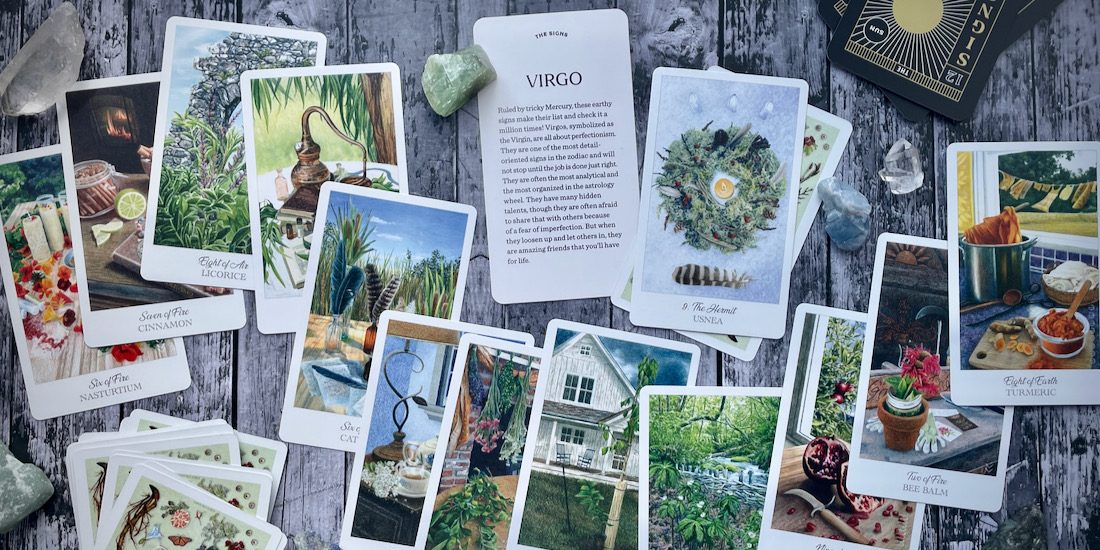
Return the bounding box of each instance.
[847,233,1013,512]
[142,18,326,289]
[417,335,545,550]
[628,68,807,338]
[66,424,240,549]
[278,183,476,451]
[98,451,273,535]
[474,9,641,303]
[760,304,925,550]
[946,141,1100,405]
[58,72,247,346]
[0,146,190,419]
[242,63,409,334]
[827,0,1020,120]
[508,320,701,550]
[118,408,289,509]
[707,67,855,261]
[96,464,287,550]
[637,385,785,550]
[338,312,534,550]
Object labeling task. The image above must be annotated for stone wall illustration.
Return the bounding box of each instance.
[163,32,318,168]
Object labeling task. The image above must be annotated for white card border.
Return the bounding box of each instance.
[141,17,327,289]
[946,141,1100,406]
[118,408,289,511]
[97,450,274,536]
[338,312,535,550]
[66,426,240,550]
[241,63,410,334]
[95,464,286,550]
[278,182,477,451]
[628,67,808,339]
[416,334,547,550]
[847,233,1014,512]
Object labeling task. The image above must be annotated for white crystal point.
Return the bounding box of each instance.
[0,2,85,117]
[879,138,925,195]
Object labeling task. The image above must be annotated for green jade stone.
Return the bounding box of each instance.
[0,443,53,533]
[421,44,497,117]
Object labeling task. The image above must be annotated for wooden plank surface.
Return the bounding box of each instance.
[1,1,1098,549]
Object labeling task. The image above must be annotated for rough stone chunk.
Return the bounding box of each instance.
[421,44,496,117]
[0,443,54,534]
[819,177,872,251]
[0,2,85,116]
[878,138,925,195]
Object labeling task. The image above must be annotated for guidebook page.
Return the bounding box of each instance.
[474,9,639,303]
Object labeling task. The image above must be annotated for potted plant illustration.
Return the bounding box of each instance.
[877,346,941,451]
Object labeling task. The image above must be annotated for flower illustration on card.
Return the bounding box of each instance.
[170,508,190,528]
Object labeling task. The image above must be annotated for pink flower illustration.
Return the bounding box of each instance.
[170,509,190,528]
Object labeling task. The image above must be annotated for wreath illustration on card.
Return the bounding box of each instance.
[654,121,785,288]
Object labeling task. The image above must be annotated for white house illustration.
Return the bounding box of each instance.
[531,331,640,485]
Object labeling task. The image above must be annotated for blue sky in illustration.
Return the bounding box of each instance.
[166,25,233,118]
[554,329,693,387]
[327,192,470,264]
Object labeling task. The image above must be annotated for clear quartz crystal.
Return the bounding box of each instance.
[421,44,497,117]
[879,138,925,194]
[0,3,85,117]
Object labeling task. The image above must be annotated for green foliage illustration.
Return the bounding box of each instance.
[812,317,862,442]
[655,122,784,253]
[154,112,252,253]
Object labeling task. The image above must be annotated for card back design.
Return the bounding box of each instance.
[142,18,326,288]
[830,0,1018,119]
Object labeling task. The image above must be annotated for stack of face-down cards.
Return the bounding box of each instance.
[821,0,1066,120]
[66,410,288,550]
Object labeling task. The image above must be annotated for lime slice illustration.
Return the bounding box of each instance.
[92,228,111,247]
[115,189,146,220]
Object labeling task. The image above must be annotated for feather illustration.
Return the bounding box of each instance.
[91,461,108,517]
[371,277,401,323]
[363,263,383,315]
[116,485,160,550]
[672,264,751,288]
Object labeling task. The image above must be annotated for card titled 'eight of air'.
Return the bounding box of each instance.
[474,9,640,303]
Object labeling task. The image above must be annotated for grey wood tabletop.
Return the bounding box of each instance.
[1,0,1097,548]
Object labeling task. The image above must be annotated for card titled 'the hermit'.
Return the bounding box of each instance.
[628,68,807,338]
[474,9,640,303]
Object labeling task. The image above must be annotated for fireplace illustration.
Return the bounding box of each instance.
[89,95,140,146]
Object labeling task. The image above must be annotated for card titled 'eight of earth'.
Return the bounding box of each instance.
[142,18,326,289]
[628,68,808,339]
